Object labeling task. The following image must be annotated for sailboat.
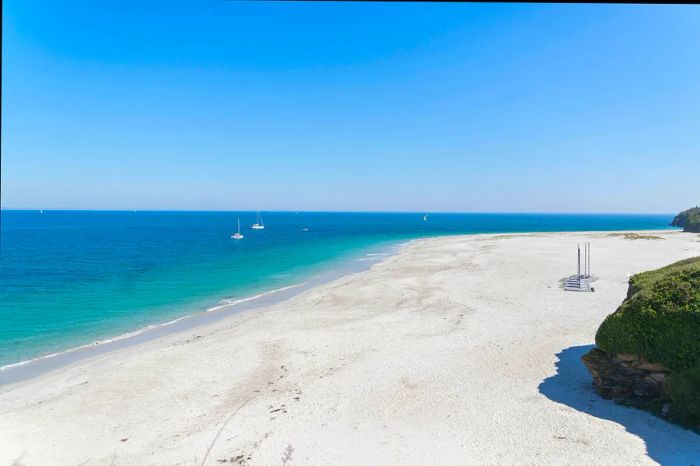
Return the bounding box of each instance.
[231,218,244,240]
[251,211,265,230]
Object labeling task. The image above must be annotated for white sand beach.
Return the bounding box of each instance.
[1,231,699,465]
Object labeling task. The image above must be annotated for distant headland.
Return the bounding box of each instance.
[671,207,700,233]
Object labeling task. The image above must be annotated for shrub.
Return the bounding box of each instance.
[595,257,700,425]
[665,363,700,426]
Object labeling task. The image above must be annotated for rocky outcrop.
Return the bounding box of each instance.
[585,256,700,428]
[581,348,669,406]
[671,206,700,232]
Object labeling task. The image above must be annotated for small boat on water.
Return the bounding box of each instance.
[251,211,265,230]
[231,218,245,240]
[423,214,429,221]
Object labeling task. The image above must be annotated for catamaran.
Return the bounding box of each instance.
[231,218,244,240]
[251,211,265,230]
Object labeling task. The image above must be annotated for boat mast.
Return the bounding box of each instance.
[588,242,591,278]
[577,244,581,286]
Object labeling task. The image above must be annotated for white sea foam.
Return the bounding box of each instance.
[0,314,194,372]
[211,283,307,311]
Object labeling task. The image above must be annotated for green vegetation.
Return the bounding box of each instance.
[665,366,700,425]
[595,256,700,426]
[672,206,700,233]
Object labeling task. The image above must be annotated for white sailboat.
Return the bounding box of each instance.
[231,218,244,240]
[251,211,265,230]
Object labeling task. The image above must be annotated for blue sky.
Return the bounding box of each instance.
[2,1,699,212]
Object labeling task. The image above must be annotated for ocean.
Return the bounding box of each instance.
[0,210,675,369]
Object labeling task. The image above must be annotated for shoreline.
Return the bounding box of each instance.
[0,229,679,386]
[0,239,412,385]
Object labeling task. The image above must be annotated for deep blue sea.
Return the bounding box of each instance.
[0,210,674,367]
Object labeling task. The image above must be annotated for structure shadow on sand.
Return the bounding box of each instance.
[539,345,700,466]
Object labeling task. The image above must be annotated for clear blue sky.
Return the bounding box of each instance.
[2,1,699,212]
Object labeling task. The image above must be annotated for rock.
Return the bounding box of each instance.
[581,348,667,402]
[616,353,640,363]
[662,403,671,416]
[638,362,668,372]
[646,372,667,383]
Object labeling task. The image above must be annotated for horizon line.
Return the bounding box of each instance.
[0,208,678,216]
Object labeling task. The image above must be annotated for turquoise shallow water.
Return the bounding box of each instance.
[0,210,675,367]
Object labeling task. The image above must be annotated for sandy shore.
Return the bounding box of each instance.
[1,231,699,465]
